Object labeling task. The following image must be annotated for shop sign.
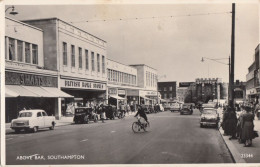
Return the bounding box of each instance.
[139,90,157,97]
[5,71,58,87]
[108,88,117,95]
[61,79,106,90]
[256,88,260,93]
[118,89,126,95]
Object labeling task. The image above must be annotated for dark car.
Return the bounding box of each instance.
[103,105,117,120]
[74,107,98,124]
[180,103,193,115]
[200,108,219,128]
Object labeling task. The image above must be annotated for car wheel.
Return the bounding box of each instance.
[14,129,20,133]
[49,122,55,130]
[32,126,38,133]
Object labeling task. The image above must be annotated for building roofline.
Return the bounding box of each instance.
[6,16,43,32]
[107,58,137,70]
[129,64,157,71]
[158,81,177,83]
[21,17,106,43]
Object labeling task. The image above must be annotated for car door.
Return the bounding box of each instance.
[42,111,49,127]
[36,111,44,128]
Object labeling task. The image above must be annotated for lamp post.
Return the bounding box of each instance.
[5,6,19,15]
[201,56,231,104]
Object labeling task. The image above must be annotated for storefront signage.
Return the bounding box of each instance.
[139,90,157,97]
[108,88,117,95]
[5,71,58,87]
[118,89,126,95]
[61,79,106,90]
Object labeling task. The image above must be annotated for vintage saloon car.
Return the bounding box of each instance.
[200,108,219,128]
[11,109,56,133]
[74,107,98,124]
[180,103,193,115]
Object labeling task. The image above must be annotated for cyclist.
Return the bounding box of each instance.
[135,104,149,125]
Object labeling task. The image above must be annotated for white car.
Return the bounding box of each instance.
[11,109,56,133]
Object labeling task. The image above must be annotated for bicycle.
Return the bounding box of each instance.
[132,116,150,133]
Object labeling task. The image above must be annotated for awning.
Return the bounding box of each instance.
[140,96,152,100]
[41,87,74,98]
[6,85,39,97]
[5,85,73,98]
[109,95,126,100]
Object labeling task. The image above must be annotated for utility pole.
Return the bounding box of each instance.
[230,3,235,108]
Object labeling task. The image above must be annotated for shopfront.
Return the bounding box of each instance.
[60,77,107,115]
[107,87,126,109]
[139,90,158,105]
[5,71,73,122]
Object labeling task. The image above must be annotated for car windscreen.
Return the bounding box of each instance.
[19,112,32,117]
[202,110,217,114]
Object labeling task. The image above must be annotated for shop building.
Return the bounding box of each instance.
[130,64,158,105]
[5,17,72,122]
[107,59,139,108]
[23,18,107,117]
[246,44,260,102]
[158,81,177,100]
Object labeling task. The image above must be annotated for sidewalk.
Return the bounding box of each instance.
[218,110,260,163]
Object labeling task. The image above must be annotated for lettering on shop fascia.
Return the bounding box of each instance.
[62,79,106,90]
[5,71,58,87]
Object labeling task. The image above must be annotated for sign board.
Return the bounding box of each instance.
[5,71,58,87]
[118,89,126,95]
[139,90,157,97]
[108,88,117,95]
[60,79,106,90]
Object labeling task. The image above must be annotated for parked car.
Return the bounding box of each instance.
[10,109,56,133]
[103,105,117,120]
[180,103,193,115]
[170,103,181,112]
[200,108,219,128]
[200,103,215,112]
[74,107,98,124]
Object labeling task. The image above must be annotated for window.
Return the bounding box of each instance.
[164,87,167,91]
[169,94,172,99]
[85,50,89,70]
[169,86,173,91]
[9,38,15,61]
[32,44,38,64]
[102,55,105,74]
[25,42,31,63]
[42,112,47,116]
[164,93,167,99]
[91,52,95,71]
[71,45,75,67]
[17,40,23,62]
[79,47,82,69]
[62,42,67,66]
[108,69,111,81]
[97,54,100,72]
[37,112,42,117]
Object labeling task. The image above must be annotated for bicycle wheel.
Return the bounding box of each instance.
[144,122,150,132]
[132,122,140,133]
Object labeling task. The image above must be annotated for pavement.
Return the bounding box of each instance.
[5,109,233,165]
[217,108,260,163]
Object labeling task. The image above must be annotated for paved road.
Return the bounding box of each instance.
[6,109,233,165]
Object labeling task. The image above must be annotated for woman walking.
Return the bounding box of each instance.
[241,106,254,147]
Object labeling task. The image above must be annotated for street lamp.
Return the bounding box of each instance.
[201,56,231,105]
[5,6,19,15]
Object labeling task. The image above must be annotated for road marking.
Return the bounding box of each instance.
[80,139,88,142]
[111,131,116,133]
[19,136,25,138]
[6,138,13,141]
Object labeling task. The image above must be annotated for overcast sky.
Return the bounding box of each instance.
[5,3,259,83]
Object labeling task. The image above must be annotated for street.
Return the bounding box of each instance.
[6,109,233,165]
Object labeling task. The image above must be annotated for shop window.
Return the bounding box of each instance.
[71,45,75,67]
[25,42,31,63]
[85,50,89,70]
[32,44,38,65]
[79,47,82,69]
[63,42,67,66]
[17,40,23,62]
[97,54,100,72]
[9,38,15,61]
[102,55,105,74]
[91,52,95,71]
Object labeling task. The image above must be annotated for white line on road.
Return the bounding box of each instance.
[111,131,116,133]
[6,138,13,141]
[80,139,88,142]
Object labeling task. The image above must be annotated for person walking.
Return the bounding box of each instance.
[228,107,238,140]
[241,106,255,147]
[237,106,246,143]
[222,107,229,136]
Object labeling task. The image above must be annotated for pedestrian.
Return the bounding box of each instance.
[228,107,238,140]
[222,107,229,136]
[241,106,254,147]
[100,104,106,123]
[126,103,130,115]
[237,106,246,144]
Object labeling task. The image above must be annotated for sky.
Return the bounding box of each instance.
[5,2,259,83]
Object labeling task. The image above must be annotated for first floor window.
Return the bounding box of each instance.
[79,47,82,68]
[63,42,67,66]
[9,38,15,61]
[25,42,31,63]
[32,44,38,64]
[102,55,105,74]
[17,40,23,62]
[91,52,95,71]
[97,54,100,72]
[85,50,89,70]
[71,45,75,67]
